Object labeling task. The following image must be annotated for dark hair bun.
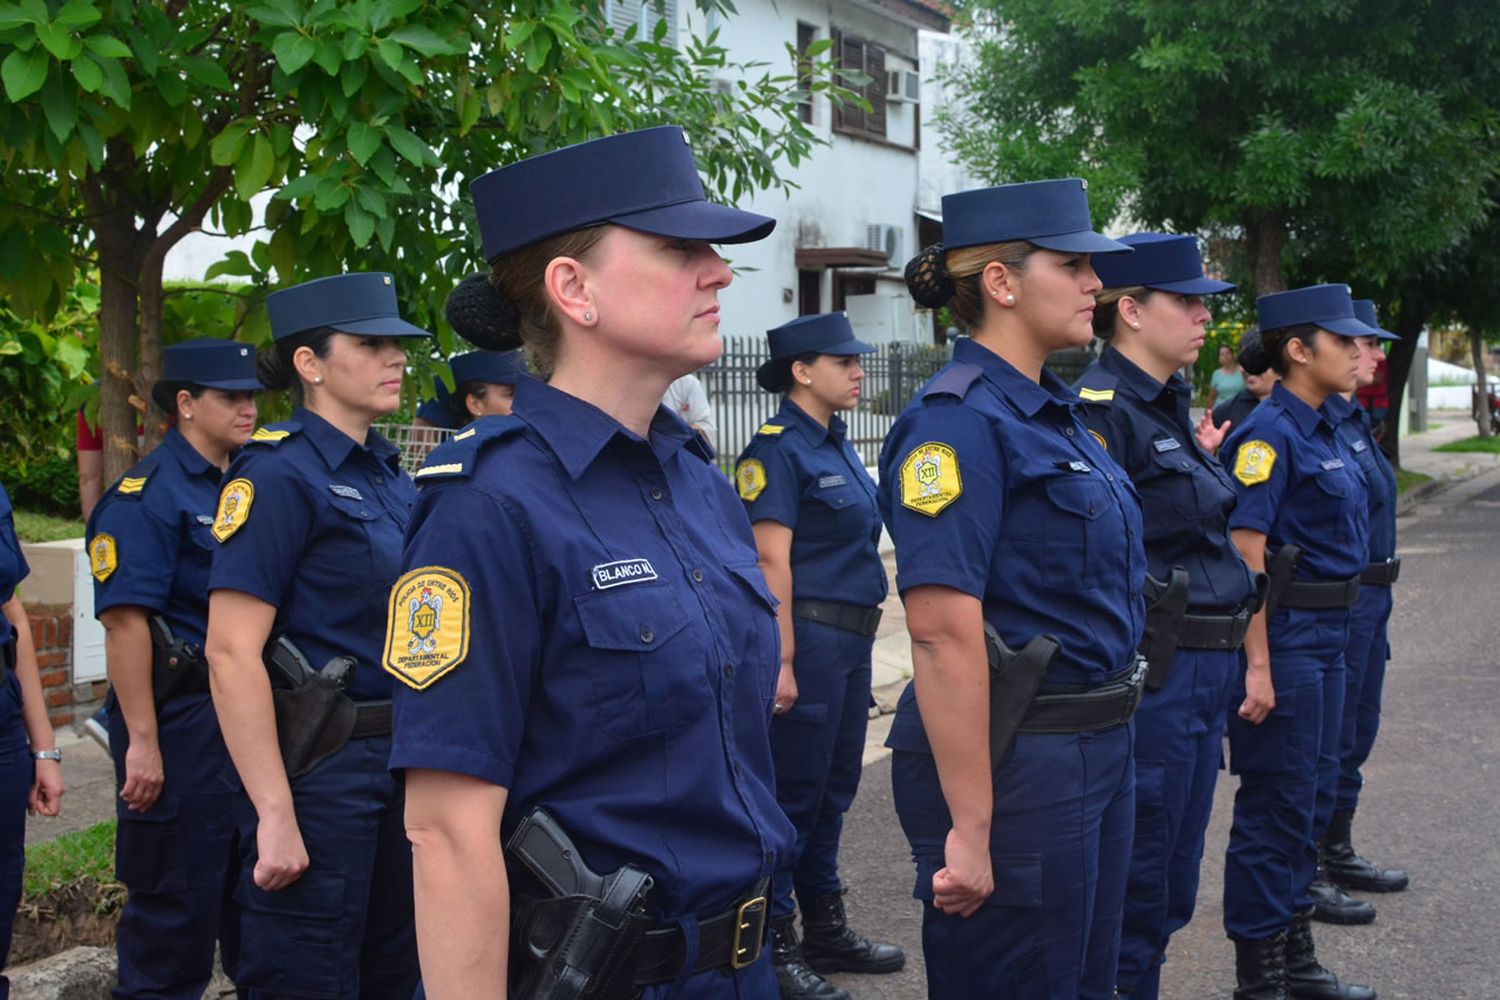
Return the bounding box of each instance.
[905,243,954,308]
[445,272,521,351]
[1236,329,1271,376]
[256,346,294,391]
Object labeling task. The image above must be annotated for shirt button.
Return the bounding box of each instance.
[692,568,704,583]
[650,487,664,501]
[1064,427,1075,436]
[639,626,655,644]
[1106,473,1114,482]
[374,476,384,485]
[359,508,370,517]
[723,663,733,679]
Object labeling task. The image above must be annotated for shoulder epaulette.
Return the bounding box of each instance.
[922,363,984,402]
[113,457,160,499]
[414,414,525,483]
[246,422,302,447]
[1073,364,1118,404]
[755,423,786,436]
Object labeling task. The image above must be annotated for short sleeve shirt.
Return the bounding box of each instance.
[1224,383,1369,582]
[1325,394,1397,563]
[208,408,415,700]
[734,399,887,607]
[387,377,795,922]
[87,428,223,645]
[1212,367,1246,402]
[1076,349,1257,612]
[0,482,28,607]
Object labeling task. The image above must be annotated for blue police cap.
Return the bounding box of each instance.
[161,338,262,391]
[941,179,1131,255]
[1351,299,1400,341]
[756,312,875,392]
[470,126,775,262]
[1257,284,1380,338]
[265,272,433,342]
[450,349,527,386]
[1093,233,1236,295]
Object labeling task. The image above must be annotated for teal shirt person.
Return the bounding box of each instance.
[1211,365,1246,404]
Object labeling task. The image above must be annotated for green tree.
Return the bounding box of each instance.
[0,0,851,482]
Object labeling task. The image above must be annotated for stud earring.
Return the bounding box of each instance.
[184,412,194,420]
[313,376,323,384]
[1004,294,1015,305]
[1131,322,1141,330]
[583,311,594,322]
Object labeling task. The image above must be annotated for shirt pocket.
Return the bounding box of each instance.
[326,495,403,584]
[1036,475,1113,587]
[1148,450,1224,521]
[574,581,706,741]
[723,561,781,707]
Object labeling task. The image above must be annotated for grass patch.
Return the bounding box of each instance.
[1396,469,1434,495]
[22,821,118,902]
[1433,435,1500,454]
[13,508,85,543]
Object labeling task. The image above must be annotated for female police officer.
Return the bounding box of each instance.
[204,273,432,999]
[736,312,901,999]
[443,350,526,426]
[87,339,260,997]
[385,127,796,999]
[881,179,1145,999]
[1220,285,1376,1000]
[1073,234,1260,998]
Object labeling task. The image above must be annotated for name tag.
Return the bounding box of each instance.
[1152,437,1181,453]
[1057,460,1092,474]
[817,474,846,488]
[592,558,658,590]
[329,484,364,500]
[1321,459,1345,471]
[1351,440,1368,453]
[195,514,214,526]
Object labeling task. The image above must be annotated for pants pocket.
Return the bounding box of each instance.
[1227,683,1309,776]
[234,866,348,997]
[115,796,188,895]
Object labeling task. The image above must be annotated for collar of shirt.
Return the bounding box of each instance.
[1269,382,1332,436]
[953,337,1077,417]
[160,426,219,479]
[1320,391,1367,429]
[513,376,712,481]
[292,407,401,473]
[1098,346,1192,416]
[776,398,846,444]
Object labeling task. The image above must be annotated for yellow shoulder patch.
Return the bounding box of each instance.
[900,441,963,517]
[1088,428,1109,451]
[383,566,472,690]
[736,458,767,502]
[1233,440,1278,486]
[116,475,149,495]
[1078,387,1115,403]
[89,533,117,583]
[756,423,785,436]
[250,428,290,444]
[212,477,255,542]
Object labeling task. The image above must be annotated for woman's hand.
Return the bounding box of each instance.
[1239,664,1275,724]
[29,758,63,816]
[120,736,165,812]
[932,825,993,918]
[773,663,798,715]
[253,808,310,891]
[1195,409,1230,453]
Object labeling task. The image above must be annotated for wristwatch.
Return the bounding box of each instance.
[33,748,61,762]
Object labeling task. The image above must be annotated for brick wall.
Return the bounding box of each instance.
[27,603,107,729]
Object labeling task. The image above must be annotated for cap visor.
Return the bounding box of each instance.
[821,338,878,356]
[1148,276,1238,295]
[1319,317,1383,338]
[1029,230,1134,255]
[329,317,434,339]
[1370,326,1401,341]
[612,201,776,245]
[196,377,265,392]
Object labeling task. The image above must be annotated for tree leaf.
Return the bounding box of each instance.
[53,1,99,29]
[383,122,427,165]
[69,51,100,91]
[272,32,317,74]
[345,201,375,247]
[39,65,78,141]
[388,24,459,57]
[204,250,255,280]
[210,121,250,165]
[376,37,403,71]
[274,173,320,200]
[34,20,82,60]
[245,2,298,29]
[340,56,367,96]
[90,51,130,108]
[1,45,47,101]
[180,55,231,91]
[346,120,381,165]
[234,133,275,200]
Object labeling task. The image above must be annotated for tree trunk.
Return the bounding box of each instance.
[89,201,149,487]
[137,249,169,454]
[1245,212,1288,295]
[1381,305,1427,469]
[1469,320,1493,439]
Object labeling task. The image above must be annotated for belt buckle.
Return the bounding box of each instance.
[730,895,768,970]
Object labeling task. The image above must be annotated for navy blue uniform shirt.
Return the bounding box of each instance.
[87,428,223,645]
[1076,348,1257,612]
[1224,383,1369,581]
[734,399,886,608]
[386,376,795,921]
[878,337,1147,693]
[1325,394,1396,563]
[0,482,27,622]
[208,408,415,700]
[1213,391,1261,438]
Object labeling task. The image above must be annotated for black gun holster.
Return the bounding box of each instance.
[507,808,655,1000]
[985,624,1060,769]
[265,636,360,779]
[148,615,211,708]
[1139,568,1190,692]
[1262,544,1305,619]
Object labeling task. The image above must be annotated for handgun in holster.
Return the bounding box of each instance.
[147,614,210,708]
[1262,544,1305,619]
[1139,568,1190,692]
[265,635,359,779]
[984,623,1060,769]
[506,807,655,1000]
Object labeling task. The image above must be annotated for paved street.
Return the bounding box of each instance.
[830,467,1500,999]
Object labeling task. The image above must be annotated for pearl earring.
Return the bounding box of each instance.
[1131,322,1141,330]
[583,311,594,322]
[1004,294,1015,305]
[313,376,323,384]
[184,412,194,420]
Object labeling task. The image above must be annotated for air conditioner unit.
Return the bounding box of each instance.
[866,223,903,266]
[886,69,920,104]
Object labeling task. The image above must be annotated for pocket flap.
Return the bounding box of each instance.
[724,561,778,612]
[990,852,1043,908]
[327,495,381,522]
[574,582,691,652]
[1043,476,1109,520]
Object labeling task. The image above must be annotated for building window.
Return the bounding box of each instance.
[798,269,822,315]
[796,22,817,125]
[604,0,678,47]
[831,30,886,141]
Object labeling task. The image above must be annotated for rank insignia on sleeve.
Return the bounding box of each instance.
[1088,428,1109,451]
[736,459,767,502]
[89,533,117,583]
[1233,440,1277,486]
[212,478,255,542]
[383,566,472,690]
[900,442,962,517]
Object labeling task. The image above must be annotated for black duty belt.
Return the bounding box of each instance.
[791,599,883,637]
[1017,658,1147,735]
[631,880,769,984]
[1279,577,1362,610]
[350,699,393,739]
[1,631,14,674]
[1178,608,1252,650]
[1360,558,1401,587]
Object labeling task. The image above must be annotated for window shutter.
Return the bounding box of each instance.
[830,28,843,130]
[865,46,886,138]
[839,33,867,134]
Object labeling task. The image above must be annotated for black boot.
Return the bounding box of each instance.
[771,915,850,1000]
[1233,931,1290,1000]
[1321,811,1409,893]
[1308,870,1376,925]
[799,890,905,975]
[1285,912,1376,999]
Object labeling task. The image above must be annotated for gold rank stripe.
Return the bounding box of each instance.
[453,427,476,440]
[757,423,785,435]
[251,428,289,442]
[116,476,148,495]
[416,463,464,477]
[1078,388,1115,402]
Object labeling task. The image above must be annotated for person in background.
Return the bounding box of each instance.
[1207,344,1247,412]
[1,479,64,1000]
[87,339,261,998]
[444,350,526,426]
[77,409,105,522]
[664,371,717,451]
[1212,330,1279,441]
